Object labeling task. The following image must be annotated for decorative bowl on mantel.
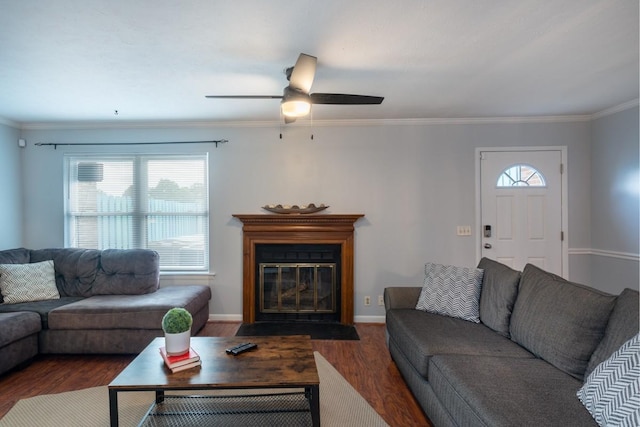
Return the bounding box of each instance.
[262,203,329,214]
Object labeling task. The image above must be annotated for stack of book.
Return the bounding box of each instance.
[159,346,201,373]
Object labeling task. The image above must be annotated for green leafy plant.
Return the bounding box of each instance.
[162,307,193,334]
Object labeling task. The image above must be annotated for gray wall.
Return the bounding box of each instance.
[0,122,23,248]
[17,118,597,319]
[588,106,639,294]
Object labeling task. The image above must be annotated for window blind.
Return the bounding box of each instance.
[65,154,209,271]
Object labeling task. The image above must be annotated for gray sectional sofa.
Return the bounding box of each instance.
[0,247,211,376]
[385,258,639,426]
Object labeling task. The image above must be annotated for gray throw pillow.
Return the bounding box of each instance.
[509,264,616,380]
[415,262,484,323]
[477,257,521,338]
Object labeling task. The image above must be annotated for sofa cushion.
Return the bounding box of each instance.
[0,297,85,329]
[47,285,211,330]
[30,248,101,297]
[386,308,533,379]
[0,312,41,347]
[585,288,640,378]
[30,248,159,297]
[429,355,597,427]
[0,248,32,303]
[509,264,616,380]
[0,248,30,264]
[415,262,484,323]
[93,249,160,295]
[477,257,521,338]
[577,333,640,427]
[0,260,60,304]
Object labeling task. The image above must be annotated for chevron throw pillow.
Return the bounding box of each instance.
[415,262,484,323]
[0,260,60,304]
[577,333,640,427]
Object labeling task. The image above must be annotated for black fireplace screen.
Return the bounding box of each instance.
[259,263,336,314]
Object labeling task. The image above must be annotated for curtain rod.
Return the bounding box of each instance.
[35,139,229,149]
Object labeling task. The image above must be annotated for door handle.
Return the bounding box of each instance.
[484,243,492,249]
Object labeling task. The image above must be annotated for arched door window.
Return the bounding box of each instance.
[496,164,546,187]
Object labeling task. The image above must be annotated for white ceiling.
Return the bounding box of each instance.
[0,0,638,125]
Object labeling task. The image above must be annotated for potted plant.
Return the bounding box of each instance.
[162,307,193,355]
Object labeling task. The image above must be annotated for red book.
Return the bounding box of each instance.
[159,346,200,369]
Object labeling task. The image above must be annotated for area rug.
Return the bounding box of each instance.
[0,352,387,427]
[236,321,360,340]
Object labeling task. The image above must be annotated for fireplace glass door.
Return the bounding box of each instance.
[260,263,336,314]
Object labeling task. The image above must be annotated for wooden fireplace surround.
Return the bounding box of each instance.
[233,214,364,325]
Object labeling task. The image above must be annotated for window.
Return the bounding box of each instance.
[65,154,209,271]
[496,164,546,187]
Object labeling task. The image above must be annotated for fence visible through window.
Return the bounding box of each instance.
[66,154,209,271]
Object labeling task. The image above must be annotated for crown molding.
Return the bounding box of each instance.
[0,117,20,128]
[591,99,639,119]
[8,99,637,131]
[18,114,595,131]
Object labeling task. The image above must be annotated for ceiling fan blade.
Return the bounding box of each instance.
[205,95,283,99]
[288,53,317,93]
[310,93,384,105]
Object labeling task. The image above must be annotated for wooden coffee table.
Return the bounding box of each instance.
[108,335,320,426]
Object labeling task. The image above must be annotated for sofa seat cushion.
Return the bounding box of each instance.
[510,264,616,380]
[386,308,533,379]
[47,285,211,330]
[429,355,597,427]
[0,297,85,329]
[0,312,41,347]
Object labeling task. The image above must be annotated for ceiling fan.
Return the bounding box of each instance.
[205,53,384,123]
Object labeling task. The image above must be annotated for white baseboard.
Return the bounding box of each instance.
[354,315,386,324]
[207,314,386,324]
[208,314,242,322]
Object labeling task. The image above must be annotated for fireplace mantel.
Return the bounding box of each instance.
[233,214,364,325]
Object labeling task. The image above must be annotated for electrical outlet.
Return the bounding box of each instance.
[364,296,371,306]
[378,295,384,306]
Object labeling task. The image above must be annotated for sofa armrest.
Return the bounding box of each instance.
[384,287,422,310]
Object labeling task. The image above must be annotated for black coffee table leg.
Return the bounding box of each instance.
[108,388,118,427]
[308,385,320,426]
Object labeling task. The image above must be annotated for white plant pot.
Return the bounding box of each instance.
[164,330,191,355]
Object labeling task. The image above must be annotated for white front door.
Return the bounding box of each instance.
[479,149,564,275]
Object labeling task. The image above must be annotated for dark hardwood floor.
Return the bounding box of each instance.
[0,322,430,426]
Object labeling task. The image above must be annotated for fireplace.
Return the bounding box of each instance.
[233,214,364,325]
[256,243,340,322]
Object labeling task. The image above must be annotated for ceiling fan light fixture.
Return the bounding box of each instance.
[281,99,311,118]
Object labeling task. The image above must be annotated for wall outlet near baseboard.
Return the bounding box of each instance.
[364,296,371,306]
[378,295,384,306]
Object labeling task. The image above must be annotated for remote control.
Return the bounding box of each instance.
[225,342,252,353]
[226,342,258,355]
